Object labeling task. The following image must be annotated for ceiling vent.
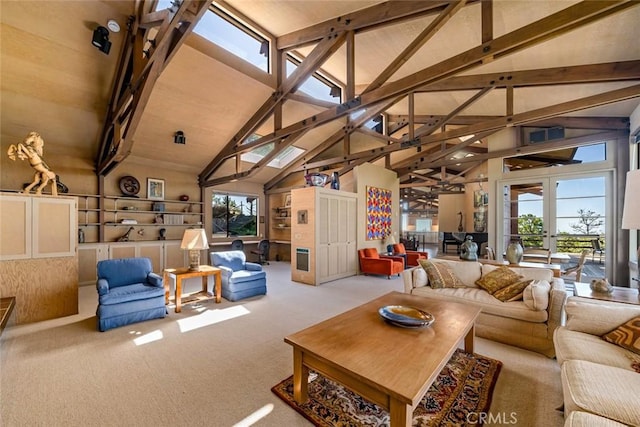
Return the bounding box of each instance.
[528,127,564,144]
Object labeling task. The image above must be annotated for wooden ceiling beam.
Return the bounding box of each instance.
[263,100,398,190]
[365,0,468,93]
[222,1,635,164]
[414,60,640,92]
[409,86,495,138]
[199,31,348,183]
[397,130,627,175]
[394,130,497,170]
[96,0,210,175]
[276,1,476,50]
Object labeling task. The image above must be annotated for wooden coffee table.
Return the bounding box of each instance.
[284,291,481,426]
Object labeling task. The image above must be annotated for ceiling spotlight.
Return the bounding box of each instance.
[174,130,186,144]
[92,26,111,55]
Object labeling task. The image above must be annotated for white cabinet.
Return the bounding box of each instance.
[291,187,357,285]
[317,193,357,283]
[0,193,77,260]
[78,243,109,285]
[0,193,78,324]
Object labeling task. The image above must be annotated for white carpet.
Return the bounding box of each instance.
[0,262,564,426]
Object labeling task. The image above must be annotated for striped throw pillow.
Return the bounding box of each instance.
[602,316,640,356]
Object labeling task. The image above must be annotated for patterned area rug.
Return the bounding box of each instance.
[272,349,501,426]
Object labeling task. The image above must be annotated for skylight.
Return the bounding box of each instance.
[240,134,305,168]
[286,57,340,103]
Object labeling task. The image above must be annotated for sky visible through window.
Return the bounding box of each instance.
[516,144,607,234]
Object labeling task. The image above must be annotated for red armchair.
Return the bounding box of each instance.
[358,248,404,279]
[392,243,429,267]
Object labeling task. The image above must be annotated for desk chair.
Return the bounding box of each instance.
[251,239,270,265]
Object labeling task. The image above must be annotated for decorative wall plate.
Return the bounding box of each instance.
[119,175,140,197]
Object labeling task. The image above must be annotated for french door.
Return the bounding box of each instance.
[498,172,613,274]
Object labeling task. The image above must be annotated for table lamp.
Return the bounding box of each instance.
[621,169,640,289]
[180,228,209,271]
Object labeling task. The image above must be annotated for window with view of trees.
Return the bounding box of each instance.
[212,193,258,238]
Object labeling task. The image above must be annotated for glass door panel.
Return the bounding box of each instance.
[500,172,611,282]
[502,182,547,251]
[552,176,608,281]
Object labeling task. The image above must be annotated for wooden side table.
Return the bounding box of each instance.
[163,265,222,313]
[573,282,640,305]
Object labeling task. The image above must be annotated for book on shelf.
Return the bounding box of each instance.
[120,219,138,224]
[163,214,184,225]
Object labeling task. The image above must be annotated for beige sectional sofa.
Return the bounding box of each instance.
[554,298,640,426]
[402,258,568,357]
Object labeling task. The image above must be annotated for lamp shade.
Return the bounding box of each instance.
[385,235,396,246]
[180,228,209,250]
[622,170,640,230]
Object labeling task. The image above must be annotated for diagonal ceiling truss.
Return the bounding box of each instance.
[196,0,640,191]
[95,0,210,176]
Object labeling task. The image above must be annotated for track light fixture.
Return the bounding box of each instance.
[92,26,111,55]
[174,130,186,144]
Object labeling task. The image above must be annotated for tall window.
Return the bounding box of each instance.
[212,193,258,238]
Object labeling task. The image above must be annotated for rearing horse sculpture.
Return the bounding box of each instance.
[7,132,58,196]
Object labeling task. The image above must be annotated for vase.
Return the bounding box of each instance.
[460,236,478,261]
[331,172,340,190]
[506,241,523,264]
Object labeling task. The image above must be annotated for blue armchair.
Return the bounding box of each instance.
[210,250,266,301]
[96,257,167,332]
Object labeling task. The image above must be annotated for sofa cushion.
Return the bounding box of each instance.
[561,360,640,426]
[410,286,548,323]
[492,279,532,302]
[98,283,165,305]
[554,327,639,370]
[363,248,379,258]
[475,267,523,294]
[419,259,465,289]
[429,259,482,287]
[565,411,630,427]
[565,300,640,336]
[523,280,551,311]
[602,315,640,356]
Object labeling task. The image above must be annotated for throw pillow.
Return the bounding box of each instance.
[492,279,532,302]
[418,260,465,289]
[413,267,428,288]
[475,267,523,294]
[522,280,551,311]
[601,316,640,356]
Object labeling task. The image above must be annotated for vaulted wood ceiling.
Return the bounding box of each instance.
[2,1,639,196]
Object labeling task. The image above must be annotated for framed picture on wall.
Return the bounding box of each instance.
[147,178,165,201]
[284,194,292,207]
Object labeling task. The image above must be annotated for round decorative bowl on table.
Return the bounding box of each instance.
[378,305,435,328]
